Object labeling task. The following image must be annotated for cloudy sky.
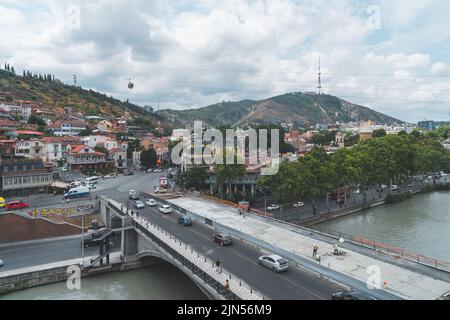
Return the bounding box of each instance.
[1,0,450,122]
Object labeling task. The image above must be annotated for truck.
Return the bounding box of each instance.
[64,186,90,199]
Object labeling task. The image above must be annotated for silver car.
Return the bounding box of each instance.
[134,200,145,209]
[258,254,289,272]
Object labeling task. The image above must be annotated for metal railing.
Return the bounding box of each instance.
[112,197,263,300]
[314,227,450,273]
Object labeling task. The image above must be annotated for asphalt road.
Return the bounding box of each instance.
[123,196,344,300]
[0,237,99,272]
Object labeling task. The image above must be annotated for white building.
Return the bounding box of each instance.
[15,140,45,159]
[0,103,32,121]
[48,120,87,136]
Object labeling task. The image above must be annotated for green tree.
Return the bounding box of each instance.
[372,129,387,138]
[27,114,46,126]
[178,166,207,190]
[140,148,157,169]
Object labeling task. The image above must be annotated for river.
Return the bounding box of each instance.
[315,191,450,262]
[1,262,207,300]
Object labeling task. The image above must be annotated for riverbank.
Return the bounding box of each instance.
[314,191,450,263]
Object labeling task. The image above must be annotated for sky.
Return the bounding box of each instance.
[1,0,450,123]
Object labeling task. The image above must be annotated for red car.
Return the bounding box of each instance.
[6,201,29,210]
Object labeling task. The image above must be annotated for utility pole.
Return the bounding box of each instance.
[81,208,85,266]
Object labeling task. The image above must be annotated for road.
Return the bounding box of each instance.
[0,237,99,272]
[116,194,344,300]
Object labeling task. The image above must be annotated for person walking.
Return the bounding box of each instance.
[334,243,339,255]
[313,244,319,257]
[224,279,230,289]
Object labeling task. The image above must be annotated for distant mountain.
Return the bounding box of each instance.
[0,69,169,128]
[164,92,402,127]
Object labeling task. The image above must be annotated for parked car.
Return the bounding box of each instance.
[0,259,3,267]
[124,170,134,176]
[158,205,172,214]
[146,168,153,173]
[0,197,6,209]
[145,199,157,207]
[129,190,139,200]
[155,187,168,194]
[178,216,193,226]
[134,200,145,209]
[293,201,304,208]
[390,185,399,192]
[331,290,376,300]
[212,234,233,246]
[258,254,289,272]
[6,201,30,210]
[267,204,280,211]
[61,167,68,172]
[153,168,163,173]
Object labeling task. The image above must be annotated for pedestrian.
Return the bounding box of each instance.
[224,279,230,289]
[334,243,339,255]
[53,190,56,197]
[312,244,318,257]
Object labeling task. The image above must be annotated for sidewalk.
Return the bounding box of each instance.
[168,196,450,300]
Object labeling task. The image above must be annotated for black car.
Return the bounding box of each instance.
[212,234,233,246]
[331,290,376,300]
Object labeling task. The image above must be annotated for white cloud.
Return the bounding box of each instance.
[0,0,449,122]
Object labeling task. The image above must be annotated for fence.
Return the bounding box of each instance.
[315,227,450,273]
[117,197,263,300]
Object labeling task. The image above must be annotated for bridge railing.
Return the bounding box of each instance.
[314,227,450,273]
[116,197,263,300]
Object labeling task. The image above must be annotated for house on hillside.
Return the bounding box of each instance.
[66,145,113,171]
[48,119,87,136]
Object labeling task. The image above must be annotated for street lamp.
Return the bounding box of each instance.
[81,208,85,266]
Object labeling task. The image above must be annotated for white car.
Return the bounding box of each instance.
[134,200,145,209]
[153,168,163,173]
[390,185,399,192]
[61,167,68,172]
[293,201,304,208]
[145,199,157,207]
[258,254,289,272]
[267,204,280,211]
[0,259,3,267]
[158,205,172,214]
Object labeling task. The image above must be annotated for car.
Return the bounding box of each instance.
[6,201,30,210]
[258,254,289,272]
[124,170,134,176]
[178,216,193,226]
[0,197,6,209]
[212,234,233,246]
[61,167,68,172]
[146,168,153,173]
[267,204,280,211]
[153,168,163,173]
[145,199,157,207]
[88,183,97,190]
[158,205,172,214]
[134,200,145,209]
[154,187,168,194]
[331,290,376,300]
[128,190,139,200]
[0,259,3,267]
[293,201,304,208]
[390,185,399,192]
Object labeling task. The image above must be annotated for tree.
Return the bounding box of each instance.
[127,139,141,159]
[28,114,46,126]
[94,146,108,155]
[140,148,157,169]
[372,129,387,138]
[213,150,246,200]
[79,127,93,136]
[178,166,207,190]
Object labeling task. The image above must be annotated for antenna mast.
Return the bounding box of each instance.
[317,58,322,95]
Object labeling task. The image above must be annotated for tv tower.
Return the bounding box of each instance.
[73,74,77,86]
[317,57,322,95]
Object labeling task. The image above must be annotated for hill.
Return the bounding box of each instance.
[0,69,168,128]
[164,92,402,127]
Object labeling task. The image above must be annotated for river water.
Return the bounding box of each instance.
[1,262,207,300]
[315,191,450,262]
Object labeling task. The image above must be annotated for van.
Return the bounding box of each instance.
[64,186,90,199]
[86,176,99,183]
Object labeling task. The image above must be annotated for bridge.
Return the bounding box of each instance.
[98,193,450,300]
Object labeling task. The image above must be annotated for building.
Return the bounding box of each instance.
[335,132,345,148]
[0,119,19,131]
[418,120,436,131]
[15,140,45,159]
[67,145,113,171]
[359,122,374,141]
[97,120,114,132]
[0,140,16,159]
[108,148,127,171]
[0,107,14,120]
[48,119,87,136]
[0,103,32,121]
[0,158,54,196]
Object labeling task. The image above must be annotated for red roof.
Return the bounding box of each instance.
[0,120,19,127]
[70,145,105,156]
[15,130,44,136]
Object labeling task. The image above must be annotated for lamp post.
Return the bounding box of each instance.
[81,208,85,266]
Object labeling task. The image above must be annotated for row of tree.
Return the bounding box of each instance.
[258,132,450,214]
